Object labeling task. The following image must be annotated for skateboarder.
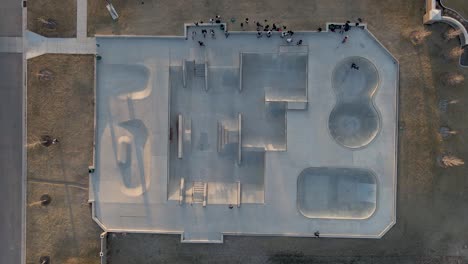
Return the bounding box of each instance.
[342,35,348,43]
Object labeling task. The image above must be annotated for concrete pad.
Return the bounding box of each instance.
[91,24,398,242]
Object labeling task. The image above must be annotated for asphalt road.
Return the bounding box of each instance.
[0,52,23,264]
[0,0,22,37]
[0,1,23,264]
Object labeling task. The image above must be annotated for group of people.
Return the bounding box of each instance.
[192,16,364,46]
[252,20,304,45]
[192,16,304,46]
[329,18,364,44]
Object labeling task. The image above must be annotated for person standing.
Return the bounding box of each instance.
[344,22,350,32]
[342,35,348,43]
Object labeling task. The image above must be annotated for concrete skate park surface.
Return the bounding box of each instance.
[91,24,398,242]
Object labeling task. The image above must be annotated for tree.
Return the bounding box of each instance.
[28,194,52,207]
[40,256,50,264]
[438,153,465,168]
[409,29,432,46]
[439,126,458,139]
[439,99,459,112]
[37,69,54,81]
[444,28,462,41]
[37,17,57,30]
[444,72,464,86]
[446,46,465,60]
[40,135,59,147]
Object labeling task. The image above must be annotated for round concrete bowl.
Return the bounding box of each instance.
[329,56,380,149]
[297,167,377,220]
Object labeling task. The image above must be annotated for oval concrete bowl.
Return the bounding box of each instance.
[329,56,380,149]
[297,167,377,220]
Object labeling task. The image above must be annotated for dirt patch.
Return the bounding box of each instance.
[28,0,77,37]
[26,54,100,264]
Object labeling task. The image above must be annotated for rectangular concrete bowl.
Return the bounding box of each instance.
[297,167,377,220]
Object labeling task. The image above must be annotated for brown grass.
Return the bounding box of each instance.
[26,54,100,264]
[28,0,77,37]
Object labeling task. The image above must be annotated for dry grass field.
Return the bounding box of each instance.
[26,54,100,264]
[28,0,77,37]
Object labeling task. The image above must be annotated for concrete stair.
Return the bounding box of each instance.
[194,63,206,77]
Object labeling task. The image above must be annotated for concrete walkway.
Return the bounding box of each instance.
[26,31,96,59]
[25,0,96,59]
[77,0,88,39]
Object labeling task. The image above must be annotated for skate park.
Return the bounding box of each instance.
[90,23,398,242]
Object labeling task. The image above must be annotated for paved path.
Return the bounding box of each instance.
[26,31,96,59]
[77,0,88,39]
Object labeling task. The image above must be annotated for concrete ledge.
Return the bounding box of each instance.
[238,113,242,165]
[99,232,108,264]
